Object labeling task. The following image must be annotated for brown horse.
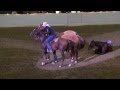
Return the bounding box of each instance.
[30,25,70,67]
[30,26,85,67]
[61,31,85,66]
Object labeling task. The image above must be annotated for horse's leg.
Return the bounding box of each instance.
[70,42,75,62]
[41,51,48,66]
[43,46,50,61]
[59,50,65,67]
[40,43,48,59]
[66,41,71,57]
[40,46,44,58]
[70,46,74,62]
[68,48,75,67]
[41,46,50,66]
[41,47,48,66]
[74,48,78,64]
[51,50,58,64]
[47,52,50,60]
[41,48,47,58]
[69,44,78,67]
[53,50,58,62]
[70,50,74,62]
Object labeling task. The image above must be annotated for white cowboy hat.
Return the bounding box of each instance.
[42,22,50,27]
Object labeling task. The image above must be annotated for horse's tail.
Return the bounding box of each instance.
[81,39,86,48]
[65,40,70,52]
[78,36,85,50]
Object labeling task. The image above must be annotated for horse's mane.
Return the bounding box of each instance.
[56,32,62,37]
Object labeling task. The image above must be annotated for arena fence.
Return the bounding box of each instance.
[0,11,120,27]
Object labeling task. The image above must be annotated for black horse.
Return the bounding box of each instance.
[88,40,113,54]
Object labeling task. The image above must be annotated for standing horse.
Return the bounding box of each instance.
[30,25,71,67]
[30,26,50,60]
[30,25,85,67]
[61,31,85,66]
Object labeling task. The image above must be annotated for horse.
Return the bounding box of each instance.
[30,28,48,62]
[61,31,85,65]
[88,40,113,54]
[30,25,71,67]
[30,25,85,67]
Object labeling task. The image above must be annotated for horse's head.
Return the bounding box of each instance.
[30,24,45,41]
[30,25,40,37]
[88,40,96,50]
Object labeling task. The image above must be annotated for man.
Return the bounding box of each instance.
[41,22,57,53]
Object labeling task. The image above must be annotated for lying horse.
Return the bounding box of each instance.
[88,40,113,54]
[30,25,85,67]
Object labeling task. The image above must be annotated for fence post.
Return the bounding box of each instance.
[81,12,82,24]
[66,12,69,27]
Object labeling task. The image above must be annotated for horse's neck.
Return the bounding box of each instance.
[94,42,98,46]
[38,32,46,48]
[38,31,45,41]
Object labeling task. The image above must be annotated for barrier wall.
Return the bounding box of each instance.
[0,12,120,27]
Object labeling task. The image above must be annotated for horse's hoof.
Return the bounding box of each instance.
[52,62,55,65]
[68,64,72,67]
[47,59,49,61]
[71,60,74,62]
[59,65,62,68]
[75,61,78,64]
[41,62,45,66]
